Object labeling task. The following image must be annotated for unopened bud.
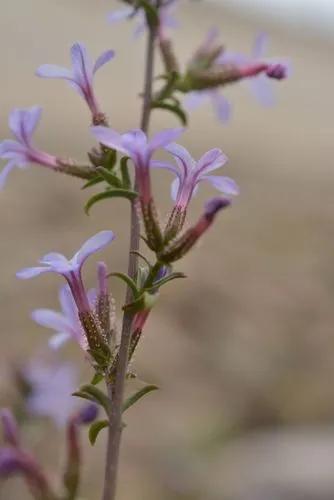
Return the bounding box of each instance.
[75,404,99,425]
[164,206,187,243]
[159,197,231,263]
[79,311,111,367]
[266,63,287,80]
[0,409,20,448]
[141,199,164,252]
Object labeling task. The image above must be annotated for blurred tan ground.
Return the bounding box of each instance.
[0,1,334,499]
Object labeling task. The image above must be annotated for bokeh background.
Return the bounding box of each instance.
[1,1,334,499]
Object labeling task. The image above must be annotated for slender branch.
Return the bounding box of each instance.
[101,22,157,500]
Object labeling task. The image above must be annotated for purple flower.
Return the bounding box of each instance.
[0,107,59,189]
[75,403,99,425]
[17,231,114,314]
[218,32,289,107]
[91,127,183,204]
[36,43,114,120]
[24,361,78,428]
[108,0,178,41]
[153,143,239,211]
[31,284,97,351]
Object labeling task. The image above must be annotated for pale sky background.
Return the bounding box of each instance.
[212,0,334,35]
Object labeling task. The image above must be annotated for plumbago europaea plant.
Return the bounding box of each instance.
[0,1,288,499]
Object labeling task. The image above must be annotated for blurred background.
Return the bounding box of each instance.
[0,0,334,499]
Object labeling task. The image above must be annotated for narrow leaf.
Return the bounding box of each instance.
[109,272,139,297]
[82,175,104,189]
[122,385,159,413]
[72,391,96,404]
[78,385,110,414]
[151,102,188,126]
[89,420,109,445]
[96,167,122,188]
[91,373,104,386]
[85,189,137,214]
[102,149,117,170]
[147,272,187,291]
[120,156,131,189]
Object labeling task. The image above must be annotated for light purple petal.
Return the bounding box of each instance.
[16,266,51,279]
[171,177,180,201]
[91,126,128,155]
[59,285,78,326]
[165,143,195,179]
[107,7,134,23]
[48,333,71,350]
[36,64,73,80]
[31,309,73,334]
[74,230,115,268]
[39,252,69,266]
[150,160,181,178]
[253,32,269,59]
[248,75,275,107]
[0,161,18,190]
[183,91,207,111]
[122,129,147,153]
[132,20,147,39]
[9,107,42,145]
[203,175,240,195]
[196,148,228,175]
[211,92,232,123]
[93,50,115,74]
[71,43,92,87]
[149,128,184,152]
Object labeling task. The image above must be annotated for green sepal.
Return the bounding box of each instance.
[85,188,137,214]
[96,167,122,188]
[157,71,180,101]
[146,271,187,292]
[151,101,188,126]
[130,251,152,269]
[73,384,110,415]
[123,291,158,314]
[89,419,109,445]
[102,148,117,170]
[91,372,104,386]
[122,385,159,413]
[109,272,140,298]
[82,175,104,190]
[120,156,131,189]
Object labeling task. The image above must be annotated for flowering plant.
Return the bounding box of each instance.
[0,1,288,499]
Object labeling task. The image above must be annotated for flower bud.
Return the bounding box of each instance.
[266,63,287,80]
[159,197,231,263]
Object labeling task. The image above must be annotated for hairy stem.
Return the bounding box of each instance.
[101,23,156,500]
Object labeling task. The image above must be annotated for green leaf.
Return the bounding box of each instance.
[89,420,109,445]
[75,385,110,414]
[72,391,96,404]
[82,175,104,190]
[109,272,139,298]
[96,167,122,188]
[85,189,137,214]
[130,251,152,269]
[122,385,159,413]
[151,101,188,126]
[146,272,187,291]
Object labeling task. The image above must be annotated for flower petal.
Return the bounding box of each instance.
[171,177,180,201]
[196,148,228,175]
[48,333,71,350]
[211,92,231,123]
[150,160,181,178]
[16,266,51,279]
[36,64,73,80]
[107,7,134,23]
[59,284,78,325]
[91,126,128,155]
[74,231,115,268]
[71,43,92,88]
[149,128,184,152]
[183,91,206,111]
[248,74,275,107]
[252,32,269,59]
[203,175,240,195]
[0,161,18,190]
[31,309,73,334]
[9,107,42,145]
[93,50,115,74]
[165,143,195,180]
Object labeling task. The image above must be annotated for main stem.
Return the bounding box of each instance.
[101,24,156,500]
